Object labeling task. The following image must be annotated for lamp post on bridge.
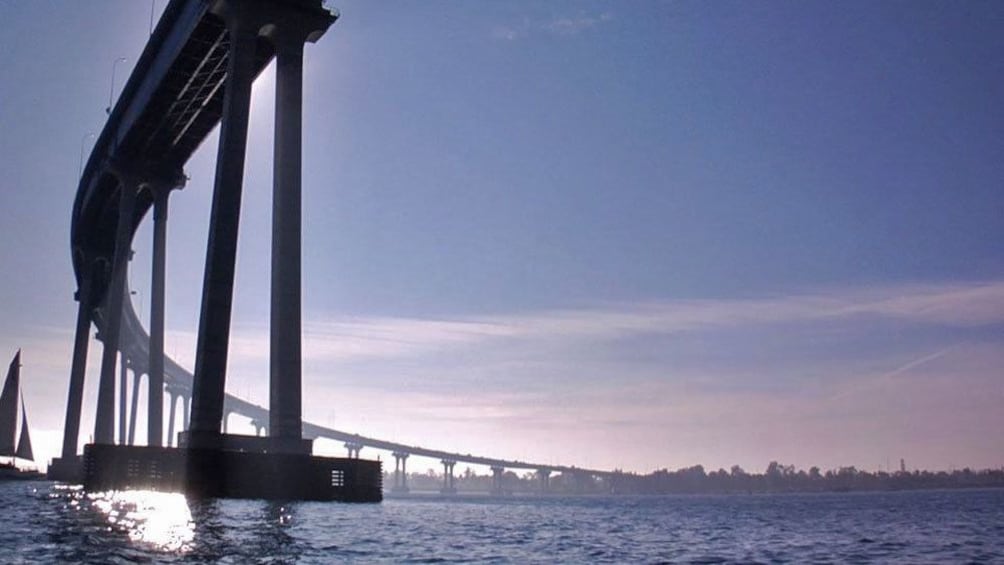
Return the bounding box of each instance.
[106,57,128,115]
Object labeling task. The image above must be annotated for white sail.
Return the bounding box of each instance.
[0,351,20,457]
[15,394,33,462]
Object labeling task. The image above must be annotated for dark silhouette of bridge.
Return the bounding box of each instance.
[50,0,619,498]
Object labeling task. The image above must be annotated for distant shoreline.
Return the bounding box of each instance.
[387,464,1004,496]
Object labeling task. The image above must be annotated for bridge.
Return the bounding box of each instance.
[50,0,621,498]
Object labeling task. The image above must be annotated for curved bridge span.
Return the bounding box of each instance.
[57,0,616,492]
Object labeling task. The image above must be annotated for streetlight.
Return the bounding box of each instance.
[78,132,95,179]
[149,0,157,35]
[106,57,128,114]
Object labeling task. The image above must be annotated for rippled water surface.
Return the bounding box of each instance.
[4,482,1003,563]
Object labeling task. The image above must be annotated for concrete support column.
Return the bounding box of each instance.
[222,410,230,434]
[490,466,505,496]
[189,15,258,442]
[251,419,266,437]
[166,390,177,447]
[269,38,305,442]
[95,178,136,444]
[147,189,169,446]
[441,460,457,494]
[118,352,128,444]
[343,442,363,459]
[537,469,551,494]
[182,394,191,431]
[392,452,409,492]
[127,371,142,445]
[60,263,96,459]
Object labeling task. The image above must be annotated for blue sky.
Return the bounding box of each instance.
[0,1,1002,474]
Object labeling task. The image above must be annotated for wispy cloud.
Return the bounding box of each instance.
[544,13,613,36]
[285,279,1004,363]
[493,12,613,41]
[137,279,1004,371]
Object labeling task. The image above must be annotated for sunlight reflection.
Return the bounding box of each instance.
[89,490,194,552]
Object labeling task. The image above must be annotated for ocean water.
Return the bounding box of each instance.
[2,482,1003,563]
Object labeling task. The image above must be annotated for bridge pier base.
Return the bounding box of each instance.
[82,442,382,502]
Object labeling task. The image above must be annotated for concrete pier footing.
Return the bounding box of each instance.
[82,441,382,502]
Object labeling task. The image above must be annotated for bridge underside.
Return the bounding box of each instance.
[56,0,616,499]
[59,0,387,502]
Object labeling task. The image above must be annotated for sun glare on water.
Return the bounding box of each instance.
[88,490,195,552]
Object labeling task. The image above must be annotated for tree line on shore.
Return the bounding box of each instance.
[385,462,1004,495]
[621,462,1004,495]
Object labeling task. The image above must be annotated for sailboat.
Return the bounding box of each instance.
[0,350,42,480]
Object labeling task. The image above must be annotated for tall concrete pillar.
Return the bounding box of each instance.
[182,394,191,431]
[166,390,177,447]
[269,37,305,442]
[118,352,128,444]
[537,468,551,494]
[344,442,362,459]
[148,188,169,446]
[95,178,136,444]
[188,14,259,443]
[490,466,505,496]
[251,419,266,437]
[60,262,96,459]
[441,460,457,494]
[392,452,409,492]
[127,371,142,445]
